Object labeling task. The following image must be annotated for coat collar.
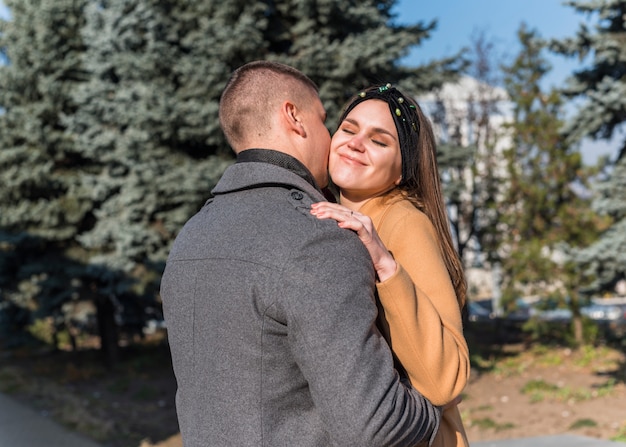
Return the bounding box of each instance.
[212,150,326,202]
[236,149,319,189]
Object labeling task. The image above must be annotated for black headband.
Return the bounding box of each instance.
[338,84,420,186]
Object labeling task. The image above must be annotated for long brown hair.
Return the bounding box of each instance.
[338,86,467,309]
[404,97,467,309]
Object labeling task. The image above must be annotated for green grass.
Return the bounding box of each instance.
[520,377,618,404]
[611,424,626,443]
[471,417,515,432]
[569,418,598,430]
[521,379,559,402]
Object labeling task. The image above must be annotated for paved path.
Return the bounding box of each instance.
[2,391,624,447]
[0,392,102,447]
[473,434,625,447]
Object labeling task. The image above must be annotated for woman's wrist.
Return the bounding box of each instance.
[375,252,397,282]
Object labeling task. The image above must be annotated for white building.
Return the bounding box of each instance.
[418,76,513,302]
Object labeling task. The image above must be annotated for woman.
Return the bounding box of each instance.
[311,84,470,447]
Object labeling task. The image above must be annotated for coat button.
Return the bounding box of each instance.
[290,191,304,200]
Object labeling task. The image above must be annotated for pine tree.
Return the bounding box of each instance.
[0,0,91,347]
[65,0,234,270]
[64,0,465,319]
[64,0,464,268]
[551,0,626,295]
[501,25,606,343]
[0,0,465,353]
[263,0,466,123]
[575,157,626,295]
[0,0,87,238]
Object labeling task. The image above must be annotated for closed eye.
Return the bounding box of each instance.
[372,139,387,147]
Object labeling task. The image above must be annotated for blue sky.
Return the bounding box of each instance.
[393,0,585,89]
[392,0,621,164]
[0,0,619,163]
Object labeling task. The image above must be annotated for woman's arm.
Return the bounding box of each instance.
[311,201,469,406]
[375,208,469,406]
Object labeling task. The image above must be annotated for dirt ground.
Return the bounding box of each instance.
[462,343,626,443]
[1,331,625,447]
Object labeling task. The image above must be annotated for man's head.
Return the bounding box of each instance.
[219,61,330,187]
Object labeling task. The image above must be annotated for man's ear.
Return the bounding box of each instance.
[281,101,307,137]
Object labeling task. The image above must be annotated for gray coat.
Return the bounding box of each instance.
[161,159,440,447]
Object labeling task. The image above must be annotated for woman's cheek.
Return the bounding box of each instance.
[328,153,341,175]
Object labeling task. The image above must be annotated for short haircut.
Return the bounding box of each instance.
[219,61,319,149]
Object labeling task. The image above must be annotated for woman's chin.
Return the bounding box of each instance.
[328,178,352,190]
[328,170,356,189]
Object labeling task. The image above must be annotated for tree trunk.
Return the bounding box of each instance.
[572,315,584,346]
[96,293,119,367]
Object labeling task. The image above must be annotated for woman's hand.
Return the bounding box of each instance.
[310,202,397,282]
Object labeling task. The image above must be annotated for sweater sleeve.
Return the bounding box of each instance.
[375,209,470,406]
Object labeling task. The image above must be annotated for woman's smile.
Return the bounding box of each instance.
[338,152,367,166]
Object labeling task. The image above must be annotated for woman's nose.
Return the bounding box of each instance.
[347,135,365,152]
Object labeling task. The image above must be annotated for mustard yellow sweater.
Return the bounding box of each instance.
[359,191,470,447]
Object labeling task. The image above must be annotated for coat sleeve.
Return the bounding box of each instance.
[375,209,470,406]
[281,221,441,447]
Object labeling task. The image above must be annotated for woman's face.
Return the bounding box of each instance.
[329,99,402,201]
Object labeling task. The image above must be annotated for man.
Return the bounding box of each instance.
[160,60,440,446]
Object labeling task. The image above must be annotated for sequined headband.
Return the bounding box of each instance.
[357,83,419,134]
